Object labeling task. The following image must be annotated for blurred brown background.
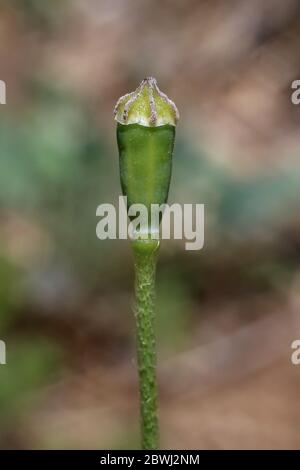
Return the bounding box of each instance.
[0,0,300,449]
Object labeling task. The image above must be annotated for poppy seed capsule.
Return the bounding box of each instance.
[114,78,179,448]
[114,78,179,238]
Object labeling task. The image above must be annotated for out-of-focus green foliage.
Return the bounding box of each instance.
[0,338,61,418]
[173,137,300,239]
[0,257,22,331]
[8,0,68,31]
[157,270,191,351]
[0,86,119,281]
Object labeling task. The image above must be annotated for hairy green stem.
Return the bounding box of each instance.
[132,239,159,450]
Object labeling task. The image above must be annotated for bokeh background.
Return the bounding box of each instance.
[0,0,300,449]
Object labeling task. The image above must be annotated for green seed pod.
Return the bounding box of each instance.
[114,78,179,450]
[114,77,179,237]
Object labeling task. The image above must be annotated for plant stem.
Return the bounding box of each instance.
[132,239,159,450]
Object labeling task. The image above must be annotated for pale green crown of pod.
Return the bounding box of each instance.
[114,77,179,127]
